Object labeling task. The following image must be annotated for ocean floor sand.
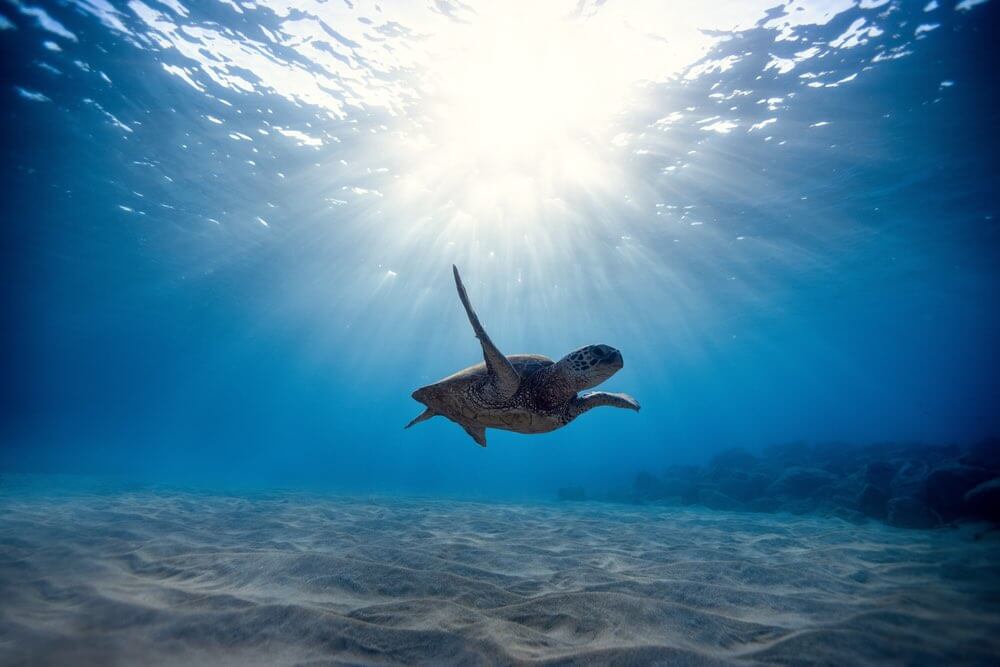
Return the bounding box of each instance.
[1,479,998,665]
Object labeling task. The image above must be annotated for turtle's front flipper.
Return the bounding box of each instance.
[568,392,640,420]
[462,424,488,447]
[452,265,520,403]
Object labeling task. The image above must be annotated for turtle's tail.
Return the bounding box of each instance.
[405,408,436,429]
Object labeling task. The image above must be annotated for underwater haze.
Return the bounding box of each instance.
[1,1,1000,664]
[1,0,997,496]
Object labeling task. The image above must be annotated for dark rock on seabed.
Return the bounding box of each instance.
[965,479,1000,523]
[887,497,942,529]
[564,438,1000,530]
[925,465,995,521]
[857,483,891,520]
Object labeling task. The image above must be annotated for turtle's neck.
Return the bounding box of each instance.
[529,361,580,411]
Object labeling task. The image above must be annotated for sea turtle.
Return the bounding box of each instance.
[405,266,639,447]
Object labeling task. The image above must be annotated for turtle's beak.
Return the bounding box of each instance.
[602,347,623,370]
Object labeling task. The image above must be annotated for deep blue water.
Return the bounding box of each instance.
[1,0,998,498]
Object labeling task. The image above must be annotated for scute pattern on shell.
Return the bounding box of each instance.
[413,355,574,436]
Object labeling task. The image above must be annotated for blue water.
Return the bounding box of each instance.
[1,0,997,499]
[3,3,1000,664]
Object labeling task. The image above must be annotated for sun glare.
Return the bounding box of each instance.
[431,10,626,171]
[385,4,660,230]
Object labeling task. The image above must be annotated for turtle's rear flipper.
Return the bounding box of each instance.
[405,408,436,429]
[462,424,487,448]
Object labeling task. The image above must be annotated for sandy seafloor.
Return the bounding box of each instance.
[1,478,999,666]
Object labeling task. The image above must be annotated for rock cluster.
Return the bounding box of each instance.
[566,439,1000,529]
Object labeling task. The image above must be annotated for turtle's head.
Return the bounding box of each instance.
[556,344,623,392]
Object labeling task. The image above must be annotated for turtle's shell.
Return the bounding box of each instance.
[434,353,553,385]
[412,354,559,433]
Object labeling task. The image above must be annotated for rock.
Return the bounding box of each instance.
[964,478,1000,523]
[779,498,822,515]
[829,491,861,509]
[818,442,868,474]
[925,465,994,520]
[857,483,890,520]
[864,461,896,490]
[617,440,999,527]
[633,472,668,501]
[747,497,782,513]
[709,448,759,471]
[697,488,741,511]
[662,464,702,478]
[887,497,941,529]
[828,507,867,525]
[922,444,964,466]
[828,475,866,503]
[557,487,586,502]
[961,437,1000,471]
[716,471,770,501]
[891,459,931,498]
[679,482,703,506]
[768,467,837,499]
[604,489,634,504]
[763,441,812,465]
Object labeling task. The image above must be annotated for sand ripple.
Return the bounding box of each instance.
[1,479,998,665]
